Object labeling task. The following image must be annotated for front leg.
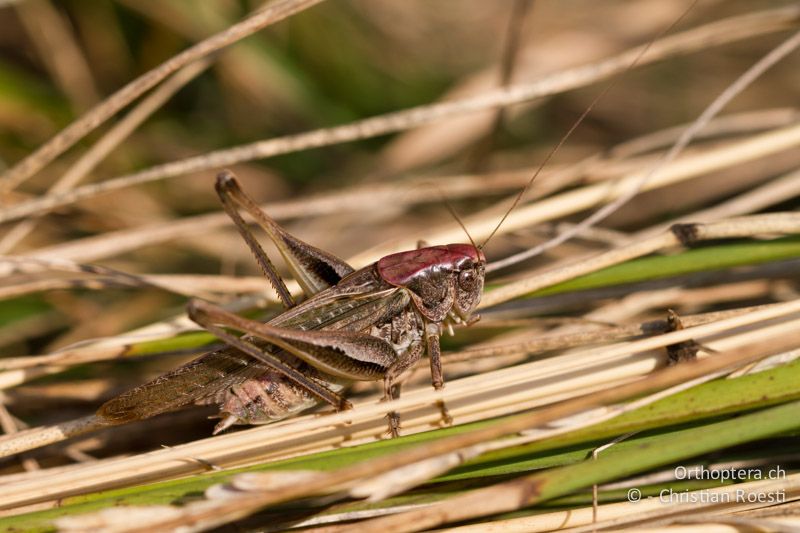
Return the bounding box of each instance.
[425,322,444,390]
[425,322,453,427]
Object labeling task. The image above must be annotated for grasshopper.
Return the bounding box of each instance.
[98,170,485,435]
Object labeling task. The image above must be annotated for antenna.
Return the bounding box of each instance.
[440,191,479,253]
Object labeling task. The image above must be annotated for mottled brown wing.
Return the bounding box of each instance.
[97,347,271,423]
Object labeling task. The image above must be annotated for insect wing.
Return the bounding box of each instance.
[97,348,271,422]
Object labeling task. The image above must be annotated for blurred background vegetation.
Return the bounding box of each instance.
[0,0,799,461]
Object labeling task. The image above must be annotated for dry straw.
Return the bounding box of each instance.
[1,2,799,531]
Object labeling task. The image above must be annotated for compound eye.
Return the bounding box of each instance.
[458,269,475,291]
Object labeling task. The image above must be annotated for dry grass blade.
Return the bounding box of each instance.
[481,212,800,308]
[435,474,800,532]
[348,403,799,531]
[10,107,790,265]
[351,122,800,267]
[467,0,532,169]
[0,297,798,504]
[446,305,769,363]
[3,210,794,382]
[0,256,204,298]
[478,0,698,252]
[24,170,530,263]
[14,0,100,112]
[0,0,326,191]
[639,167,800,238]
[1,4,798,531]
[0,273,270,301]
[0,57,214,253]
[609,107,800,158]
[45,326,800,532]
[1,5,798,221]
[488,27,800,271]
[344,363,745,505]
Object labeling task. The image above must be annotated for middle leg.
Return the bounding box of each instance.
[382,341,424,437]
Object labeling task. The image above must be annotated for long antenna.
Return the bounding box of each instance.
[480,0,699,252]
[489,25,800,274]
[440,192,479,253]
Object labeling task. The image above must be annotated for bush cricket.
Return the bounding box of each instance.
[98,171,486,435]
[94,3,684,439]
